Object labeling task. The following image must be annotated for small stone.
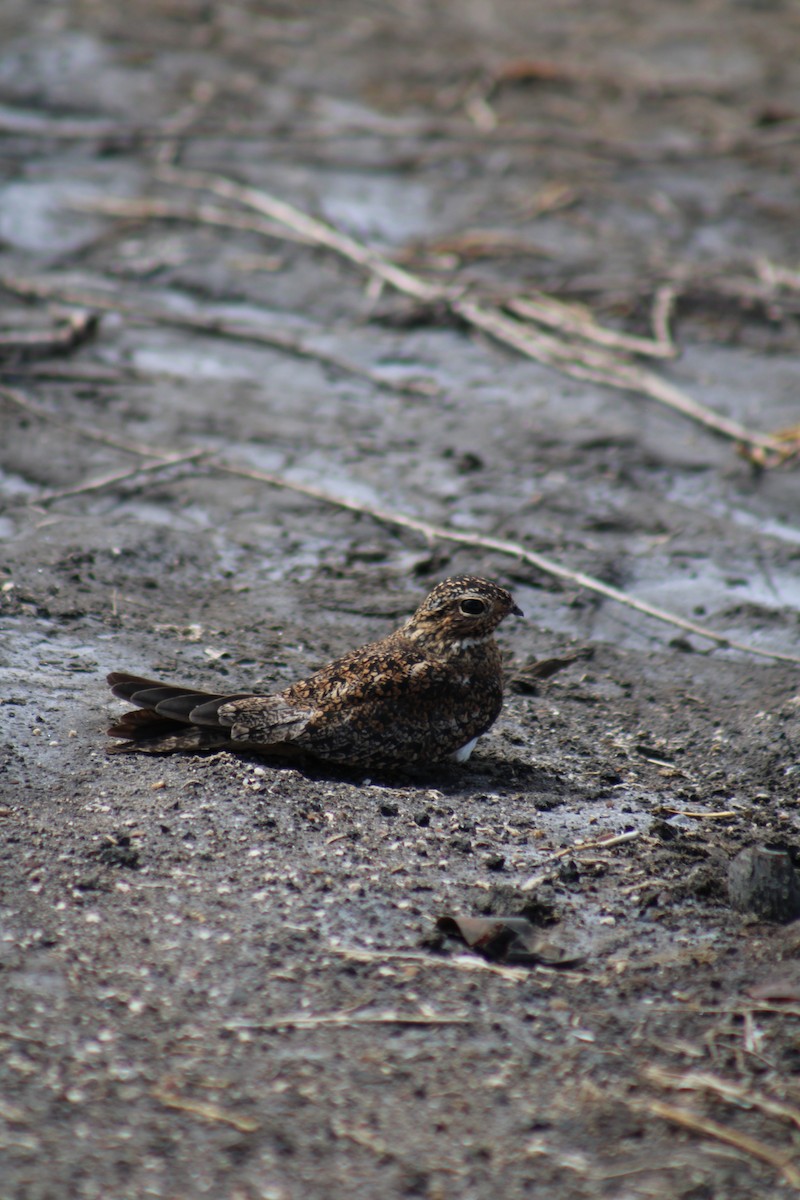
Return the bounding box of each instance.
[728,845,800,923]
[558,859,580,884]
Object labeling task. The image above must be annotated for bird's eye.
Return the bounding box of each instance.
[460,598,486,616]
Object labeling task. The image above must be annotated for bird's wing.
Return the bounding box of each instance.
[217,638,443,756]
[228,640,493,767]
[217,694,315,745]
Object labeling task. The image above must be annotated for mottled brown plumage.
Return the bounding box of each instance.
[106,575,522,769]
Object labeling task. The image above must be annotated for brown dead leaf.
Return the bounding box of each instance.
[435,915,583,967]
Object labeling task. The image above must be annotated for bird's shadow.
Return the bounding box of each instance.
[419,753,570,800]
[109,745,568,799]
[231,748,568,798]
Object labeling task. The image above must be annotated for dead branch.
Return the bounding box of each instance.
[225,1007,471,1031]
[2,105,796,163]
[756,258,800,292]
[154,81,217,168]
[0,385,178,459]
[507,293,676,359]
[660,808,738,820]
[4,384,798,666]
[645,1066,800,1133]
[153,164,783,457]
[651,285,678,348]
[153,1086,259,1133]
[632,1096,800,1190]
[0,310,98,359]
[155,164,442,302]
[455,298,779,451]
[71,195,314,245]
[211,459,800,666]
[520,830,642,891]
[33,450,208,506]
[0,275,438,398]
[325,945,530,982]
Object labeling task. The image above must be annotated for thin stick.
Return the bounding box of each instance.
[651,285,677,349]
[661,808,738,820]
[330,1118,395,1160]
[71,195,315,245]
[153,1087,259,1133]
[154,81,217,168]
[225,1003,470,1032]
[756,258,800,293]
[551,830,641,858]
[5,383,797,666]
[156,165,443,302]
[226,1008,471,1031]
[211,459,800,665]
[0,309,98,356]
[507,293,676,359]
[0,384,178,459]
[2,108,796,160]
[645,1066,800,1133]
[454,298,778,451]
[325,946,530,982]
[0,276,438,398]
[520,830,641,891]
[33,450,208,505]
[634,1097,800,1189]
[156,166,781,455]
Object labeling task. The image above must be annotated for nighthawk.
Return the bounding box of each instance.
[106,575,523,770]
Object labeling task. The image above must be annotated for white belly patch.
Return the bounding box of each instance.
[450,737,478,763]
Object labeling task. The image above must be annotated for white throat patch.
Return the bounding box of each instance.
[450,634,491,651]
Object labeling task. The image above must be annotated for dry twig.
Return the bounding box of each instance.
[651,285,678,349]
[455,298,777,450]
[2,105,797,160]
[0,276,439,398]
[660,808,738,820]
[325,945,530,982]
[154,165,783,457]
[0,385,178,459]
[645,1066,800,1133]
[33,450,208,506]
[71,194,314,244]
[520,830,642,891]
[632,1096,800,1190]
[756,258,800,293]
[507,293,676,359]
[226,1007,471,1030]
[0,309,98,358]
[153,1086,259,1133]
[212,460,800,665]
[4,386,798,667]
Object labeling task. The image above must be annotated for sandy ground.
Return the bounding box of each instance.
[2,2,800,1197]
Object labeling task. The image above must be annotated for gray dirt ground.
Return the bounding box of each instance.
[2,2,800,1198]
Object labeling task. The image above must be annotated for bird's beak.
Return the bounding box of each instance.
[511,603,524,617]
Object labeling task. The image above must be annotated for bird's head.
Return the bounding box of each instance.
[404,575,523,652]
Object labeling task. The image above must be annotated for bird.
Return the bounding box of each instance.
[106,574,523,770]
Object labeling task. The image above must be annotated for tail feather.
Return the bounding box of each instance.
[128,685,207,711]
[105,671,301,758]
[107,707,190,741]
[107,672,171,701]
[106,671,250,748]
